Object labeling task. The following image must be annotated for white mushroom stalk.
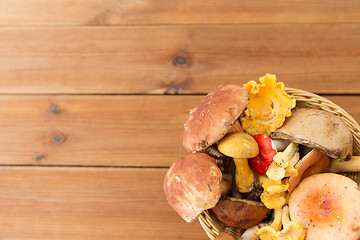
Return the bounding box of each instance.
[283,142,299,166]
[281,205,290,228]
[266,142,299,181]
[328,156,360,173]
[240,222,270,240]
[270,208,283,231]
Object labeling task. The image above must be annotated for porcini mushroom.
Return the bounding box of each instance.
[212,198,269,229]
[183,84,250,152]
[164,153,222,223]
[289,173,360,240]
[271,108,353,160]
[217,132,259,193]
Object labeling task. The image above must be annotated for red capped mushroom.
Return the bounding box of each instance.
[289,173,360,240]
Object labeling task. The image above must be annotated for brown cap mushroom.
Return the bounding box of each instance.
[289,173,360,240]
[271,108,353,159]
[183,84,249,152]
[214,232,235,240]
[163,153,222,223]
[212,198,269,229]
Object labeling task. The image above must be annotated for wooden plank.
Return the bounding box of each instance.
[0,95,357,167]
[0,167,208,240]
[0,0,360,26]
[0,25,360,94]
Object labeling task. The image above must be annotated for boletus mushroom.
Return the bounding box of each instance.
[289,173,360,240]
[217,132,259,193]
[183,84,250,152]
[271,108,353,160]
[212,197,269,229]
[163,153,222,223]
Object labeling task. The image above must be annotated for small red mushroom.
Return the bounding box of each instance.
[249,134,277,175]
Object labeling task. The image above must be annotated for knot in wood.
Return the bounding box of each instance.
[51,132,67,146]
[49,103,60,113]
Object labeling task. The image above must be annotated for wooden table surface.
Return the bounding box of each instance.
[0,1,359,239]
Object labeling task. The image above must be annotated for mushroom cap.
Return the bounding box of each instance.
[212,198,269,229]
[271,108,353,159]
[217,132,259,158]
[288,149,329,193]
[289,173,360,240]
[163,153,222,223]
[183,84,250,152]
[214,232,235,240]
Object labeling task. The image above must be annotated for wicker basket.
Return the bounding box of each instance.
[198,88,360,240]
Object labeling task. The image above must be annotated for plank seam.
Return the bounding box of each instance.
[0,164,170,169]
[1,22,360,28]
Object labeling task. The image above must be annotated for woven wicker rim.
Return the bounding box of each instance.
[198,87,360,240]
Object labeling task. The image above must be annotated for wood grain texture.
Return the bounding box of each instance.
[0,167,207,240]
[0,0,359,26]
[0,25,360,94]
[0,95,357,167]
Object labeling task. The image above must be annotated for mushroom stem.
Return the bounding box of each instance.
[281,205,290,228]
[270,208,283,231]
[283,142,298,161]
[220,178,232,196]
[272,139,291,152]
[289,152,300,167]
[240,222,270,240]
[234,158,255,193]
[328,156,360,173]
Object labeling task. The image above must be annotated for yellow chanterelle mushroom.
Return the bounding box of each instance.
[241,74,296,136]
[257,205,306,240]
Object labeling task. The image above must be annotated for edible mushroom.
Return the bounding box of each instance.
[212,197,269,229]
[164,153,222,223]
[271,108,353,160]
[183,84,250,152]
[289,173,360,240]
[217,132,259,193]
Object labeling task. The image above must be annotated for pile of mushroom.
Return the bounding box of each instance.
[164,74,360,240]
